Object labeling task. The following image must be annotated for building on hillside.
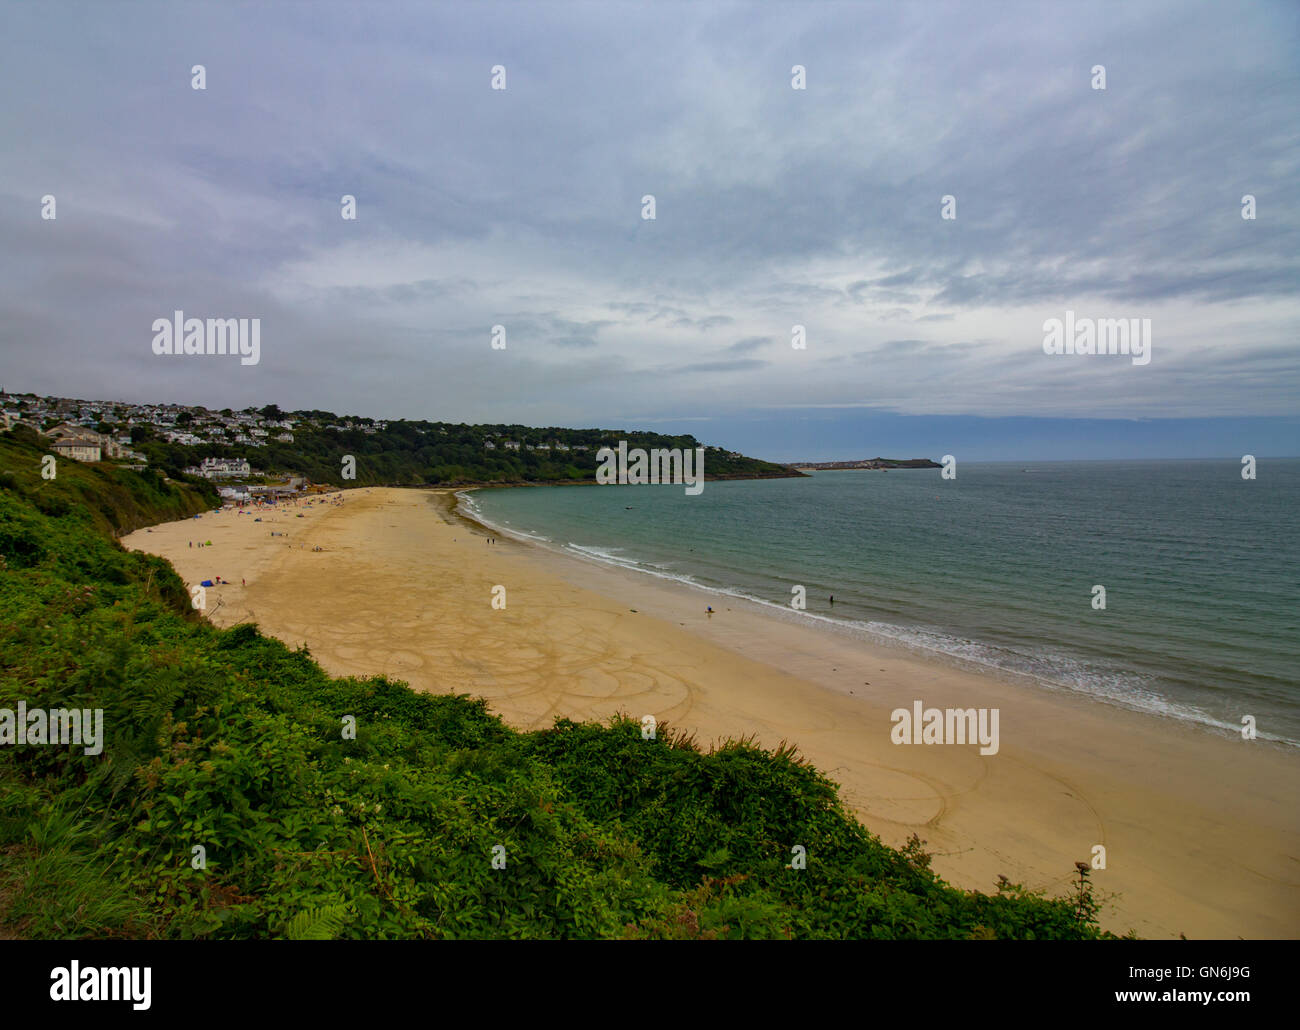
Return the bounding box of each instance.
[45,423,107,461]
[51,438,101,462]
[195,457,252,479]
[46,422,98,443]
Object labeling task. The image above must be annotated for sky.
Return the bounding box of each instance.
[1,0,1297,461]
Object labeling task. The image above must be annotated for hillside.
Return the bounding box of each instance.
[0,432,1115,939]
[144,422,798,487]
[0,426,218,536]
[1,393,799,487]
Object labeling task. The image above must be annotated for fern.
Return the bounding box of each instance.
[283,904,352,940]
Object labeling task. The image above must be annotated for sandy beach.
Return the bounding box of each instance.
[124,486,1300,939]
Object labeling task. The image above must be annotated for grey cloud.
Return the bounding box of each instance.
[676,358,769,374]
[728,336,774,353]
[0,0,1294,426]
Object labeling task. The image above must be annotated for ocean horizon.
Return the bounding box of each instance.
[464,458,1300,747]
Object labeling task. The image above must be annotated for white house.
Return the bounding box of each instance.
[45,423,104,461]
[197,457,252,478]
[51,439,101,463]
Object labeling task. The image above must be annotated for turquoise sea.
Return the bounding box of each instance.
[463,459,1300,746]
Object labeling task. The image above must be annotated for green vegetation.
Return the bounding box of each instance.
[0,431,1120,939]
[0,426,218,537]
[137,417,798,486]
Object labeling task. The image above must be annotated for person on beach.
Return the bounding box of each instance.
[706,606,714,616]
[830,595,834,604]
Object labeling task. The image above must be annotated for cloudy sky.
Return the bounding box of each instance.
[1,1,1297,460]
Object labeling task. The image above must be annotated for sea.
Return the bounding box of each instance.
[461,459,1300,746]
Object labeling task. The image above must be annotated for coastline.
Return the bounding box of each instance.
[124,486,1300,939]
[453,484,1299,746]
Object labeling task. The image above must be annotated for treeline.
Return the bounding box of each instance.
[0,433,1122,939]
[134,415,800,487]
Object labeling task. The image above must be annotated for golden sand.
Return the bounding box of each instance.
[124,487,1300,939]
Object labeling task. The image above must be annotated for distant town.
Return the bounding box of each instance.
[0,390,338,500]
[0,390,384,449]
